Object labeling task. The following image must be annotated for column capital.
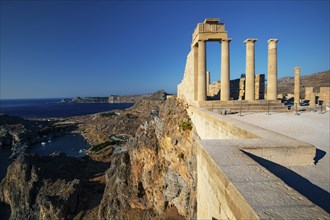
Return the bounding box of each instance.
[294,67,301,71]
[221,38,232,42]
[243,38,257,44]
[268,38,278,43]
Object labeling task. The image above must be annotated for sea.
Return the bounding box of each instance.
[0,98,133,119]
[0,98,133,219]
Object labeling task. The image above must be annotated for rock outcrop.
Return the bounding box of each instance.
[98,97,197,219]
[0,153,108,220]
[0,114,77,159]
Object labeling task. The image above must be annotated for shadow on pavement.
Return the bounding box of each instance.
[242,150,330,213]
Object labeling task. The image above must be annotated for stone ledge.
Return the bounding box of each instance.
[197,140,329,219]
[190,107,316,166]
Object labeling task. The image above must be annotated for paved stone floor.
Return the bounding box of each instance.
[229,110,330,213]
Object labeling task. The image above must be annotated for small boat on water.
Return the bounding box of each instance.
[41,142,46,146]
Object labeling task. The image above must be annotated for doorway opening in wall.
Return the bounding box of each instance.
[206,41,221,100]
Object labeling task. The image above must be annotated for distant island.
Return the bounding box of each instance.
[61,90,169,104]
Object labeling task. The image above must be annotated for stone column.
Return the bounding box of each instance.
[206,71,210,96]
[267,39,278,100]
[294,67,300,104]
[220,38,232,101]
[198,40,206,101]
[244,38,257,100]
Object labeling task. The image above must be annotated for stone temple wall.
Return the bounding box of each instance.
[319,87,330,105]
[304,86,330,105]
[178,50,195,104]
[204,74,265,100]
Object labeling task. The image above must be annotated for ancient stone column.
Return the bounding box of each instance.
[294,67,300,104]
[198,40,206,101]
[221,38,232,101]
[267,39,278,100]
[244,38,257,100]
[206,71,210,96]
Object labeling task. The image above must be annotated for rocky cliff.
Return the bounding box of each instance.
[0,97,197,219]
[0,153,109,220]
[98,97,197,219]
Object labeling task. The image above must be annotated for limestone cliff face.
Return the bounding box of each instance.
[98,98,197,219]
[0,154,108,220]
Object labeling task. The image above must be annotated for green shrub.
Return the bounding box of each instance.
[177,152,185,160]
[90,139,122,152]
[100,112,116,117]
[179,121,192,131]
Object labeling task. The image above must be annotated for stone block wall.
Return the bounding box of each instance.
[319,87,330,105]
[178,50,195,104]
[303,86,329,105]
[205,74,265,100]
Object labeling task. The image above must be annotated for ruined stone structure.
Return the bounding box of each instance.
[305,86,330,105]
[244,38,257,100]
[176,18,328,219]
[267,39,278,100]
[208,74,265,100]
[294,67,301,104]
[178,18,282,111]
[177,18,230,104]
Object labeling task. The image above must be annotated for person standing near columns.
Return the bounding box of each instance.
[294,67,301,104]
[206,71,210,96]
[244,38,257,100]
[198,40,207,101]
[267,39,278,100]
[221,38,232,101]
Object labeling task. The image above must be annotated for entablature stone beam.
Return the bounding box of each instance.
[192,19,228,47]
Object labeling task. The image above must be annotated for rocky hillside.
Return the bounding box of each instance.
[278,70,330,95]
[61,97,109,103]
[0,97,197,219]
[0,114,77,159]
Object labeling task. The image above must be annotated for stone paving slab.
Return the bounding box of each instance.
[193,107,316,166]
[201,140,329,219]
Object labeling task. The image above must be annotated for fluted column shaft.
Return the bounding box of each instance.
[198,40,206,101]
[294,67,300,104]
[244,38,257,100]
[220,38,231,101]
[267,39,278,100]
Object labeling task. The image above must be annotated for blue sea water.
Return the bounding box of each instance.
[0,98,133,118]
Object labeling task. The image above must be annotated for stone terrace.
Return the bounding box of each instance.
[191,106,330,219]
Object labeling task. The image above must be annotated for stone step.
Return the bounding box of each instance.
[198,100,288,112]
[208,107,289,113]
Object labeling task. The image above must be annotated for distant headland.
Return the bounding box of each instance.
[61,90,169,104]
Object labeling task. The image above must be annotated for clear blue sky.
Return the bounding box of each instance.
[1,0,329,99]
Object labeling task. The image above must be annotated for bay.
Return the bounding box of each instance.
[0,98,133,118]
